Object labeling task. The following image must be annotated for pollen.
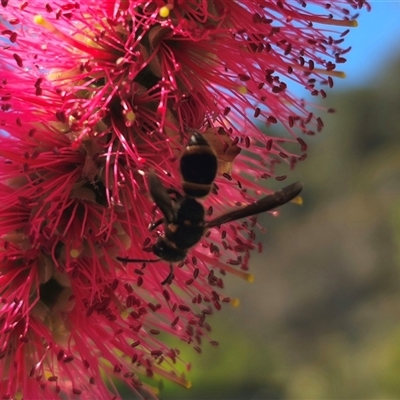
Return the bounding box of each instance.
[159,5,173,18]
[125,110,136,123]
[69,241,83,258]
[292,195,303,205]
[33,15,61,36]
[33,15,48,28]
[34,14,110,60]
[237,85,248,95]
[185,380,192,389]
[230,298,240,307]
[70,248,81,258]
[44,370,54,380]
[246,274,255,283]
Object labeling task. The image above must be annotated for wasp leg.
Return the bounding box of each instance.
[116,256,160,263]
[149,218,163,231]
[161,264,174,285]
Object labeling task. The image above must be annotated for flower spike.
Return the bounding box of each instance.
[0,1,370,398]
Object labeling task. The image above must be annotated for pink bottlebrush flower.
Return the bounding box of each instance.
[0,1,370,399]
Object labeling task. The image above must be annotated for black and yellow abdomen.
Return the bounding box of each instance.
[180,131,218,198]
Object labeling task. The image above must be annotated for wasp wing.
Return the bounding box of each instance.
[205,182,303,228]
[148,172,177,223]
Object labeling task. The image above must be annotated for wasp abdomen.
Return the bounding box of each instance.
[180,132,217,198]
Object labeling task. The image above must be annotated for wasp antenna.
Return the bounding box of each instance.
[116,256,161,263]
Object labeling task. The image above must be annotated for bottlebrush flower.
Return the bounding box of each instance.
[0,1,370,398]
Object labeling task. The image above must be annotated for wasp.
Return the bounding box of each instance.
[117,132,303,284]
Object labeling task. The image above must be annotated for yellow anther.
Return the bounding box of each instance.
[159,5,172,18]
[70,248,81,258]
[292,195,303,205]
[182,379,192,389]
[34,14,112,61]
[237,85,248,95]
[230,298,240,307]
[33,15,46,26]
[246,273,255,283]
[125,110,136,123]
[34,15,56,33]
[70,240,83,258]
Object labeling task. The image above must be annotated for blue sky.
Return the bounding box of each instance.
[330,1,400,90]
[280,2,400,100]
